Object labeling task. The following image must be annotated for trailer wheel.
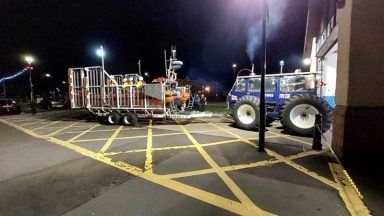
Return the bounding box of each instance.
[233,96,260,130]
[121,112,138,126]
[280,94,332,136]
[106,112,121,125]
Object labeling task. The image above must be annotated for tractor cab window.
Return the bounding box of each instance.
[234,79,246,92]
[248,77,277,92]
[280,75,316,91]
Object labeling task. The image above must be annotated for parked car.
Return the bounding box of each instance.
[0,99,21,114]
[39,97,67,110]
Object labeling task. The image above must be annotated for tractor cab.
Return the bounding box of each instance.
[227,70,332,136]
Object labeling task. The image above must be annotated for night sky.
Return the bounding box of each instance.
[0,0,309,97]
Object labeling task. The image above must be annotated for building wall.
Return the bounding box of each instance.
[332,0,384,166]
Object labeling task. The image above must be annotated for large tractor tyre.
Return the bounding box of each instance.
[280,94,332,136]
[233,96,260,130]
[106,112,121,125]
[121,112,138,126]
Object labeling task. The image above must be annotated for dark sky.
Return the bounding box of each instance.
[0,0,309,96]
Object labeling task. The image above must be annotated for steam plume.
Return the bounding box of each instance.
[246,0,288,62]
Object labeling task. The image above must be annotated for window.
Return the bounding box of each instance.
[248,77,277,92]
[280,75,316,91]
[234,79,246,92]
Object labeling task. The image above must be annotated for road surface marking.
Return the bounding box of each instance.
[67,124,100,142]
[177,121,275,216]
[144,120,153,171]
[329,163,371,216]
[99,126,123,154]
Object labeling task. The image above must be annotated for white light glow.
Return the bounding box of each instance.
[96,46,105,57]
[25,56,34,65]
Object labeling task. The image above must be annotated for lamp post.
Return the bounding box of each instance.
[258,0,268,152]
[279,60,285,74]
[232,64,237,79]
[96,46,105,71]
[25,55,35,114]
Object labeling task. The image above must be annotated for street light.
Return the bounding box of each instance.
[232,64,237,79]
[25,55,36,114]
[43,73,51,78]
[279,60,285,74]
[144,72,149,81]
[96,46,105,71]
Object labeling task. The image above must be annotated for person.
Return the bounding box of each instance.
[136,76,144,88]
[200,94,207,112]
[122,78,129,88]
[193,94,200,111]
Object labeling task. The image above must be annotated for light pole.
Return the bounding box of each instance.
[279,60,285,74]
[232,64,237,79]
[25,55,35,114]
[258,0,268,152]
[96,46,105,71]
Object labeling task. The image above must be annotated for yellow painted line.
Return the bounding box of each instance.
[46,122,81,137]
[205,119,338,189]
[267,131,312,146]
[0,119,143,175]
[31,119,67,131]
[162,150,324,179]
[20,119,49,126]
[0,118,266,216]
[177,122,274,216]
[73,128,239,143]
[99,126,123,154]
[329,163,371,216]
[144,120,153,171]
[67,124,100,142]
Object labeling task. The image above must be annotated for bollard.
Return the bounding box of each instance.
[312,114,322,150]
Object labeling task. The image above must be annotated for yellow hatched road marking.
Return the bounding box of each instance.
[329,163,371,216]
[144,120,153,171]
[205,120,338,189]
[68,124,100,142]
[177,122,274,216]
[267,131,312,146]
[46,122,81,137]
[0,118,271,216]
[99,126,123,154]
[161,150,324,179]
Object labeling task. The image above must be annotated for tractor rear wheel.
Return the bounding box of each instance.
[280,94,332,136]
[233,96,260,130]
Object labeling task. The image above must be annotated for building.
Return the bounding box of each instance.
[304,0,384,166]
[304,0,339,107]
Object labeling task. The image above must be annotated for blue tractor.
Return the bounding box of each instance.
[227,69,333,136]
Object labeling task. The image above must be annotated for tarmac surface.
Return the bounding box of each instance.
[0,110,370,216]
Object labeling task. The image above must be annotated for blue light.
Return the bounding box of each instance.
[0,67,30,84]
[279,60,285,66]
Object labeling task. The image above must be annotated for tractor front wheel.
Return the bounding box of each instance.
[233,96,260,130]
[280,94,332,136]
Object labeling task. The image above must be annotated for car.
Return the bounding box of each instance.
[0,99,21,114]
[39,97,67,110]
